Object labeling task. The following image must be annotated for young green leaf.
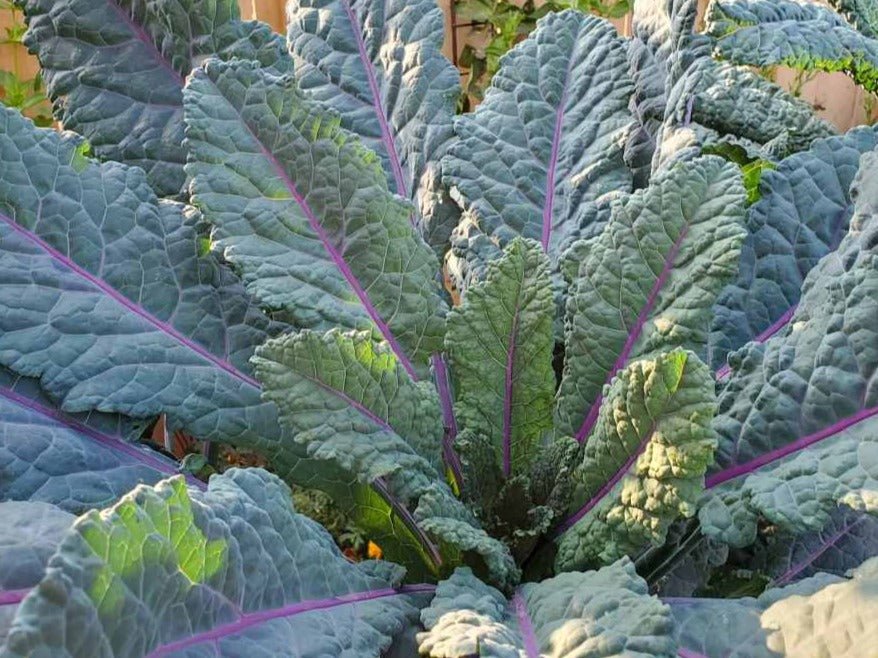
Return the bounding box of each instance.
[446,239,556,477]
[554,349,716,572]
[556,156,745,441]
[253,329,518,587]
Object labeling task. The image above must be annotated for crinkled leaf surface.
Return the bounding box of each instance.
[755,507,878,587]
[710,127,878,373]
[631,0,700,66]
[700,150,878,547]
[656,57,835,173]
[831,0,878,38]
[0,106,322,481]
[554,349,716,572]
[287,0,461,253]
[0,502,73,645]
[0,75,459,583]
[555,156,745,441]
[418,558,676,658]
[453,433,580,564]
[17,0,292,197]
[253,329,518,588]
[626,0,700,187]
[0,367,197,514]
[446,239,555,477]
[708,0,878,92]
[184,59,446,377]
[443,9,633,274]
[670,557,878,658]
[0,468,429,657]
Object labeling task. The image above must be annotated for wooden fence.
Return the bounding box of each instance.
[1,1,873,131]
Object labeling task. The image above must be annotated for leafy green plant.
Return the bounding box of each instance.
[2,0,878,656]
[0,1,48,126]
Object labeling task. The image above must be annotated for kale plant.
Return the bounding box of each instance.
[2,0,878,656]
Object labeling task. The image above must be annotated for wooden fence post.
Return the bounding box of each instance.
[245,0,287,32]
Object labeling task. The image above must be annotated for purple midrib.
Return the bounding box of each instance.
[300,372,394,432]
[0,211,260,390]
[715,305,798,380]
[715,199,850,380]
[0,588,29,606]
[432,354,463,484]
[541,53,575,251]
[281,371,443,568]
[107,0,186,87]
[576,226,690,443]
[773,517,864,586]
[145,584,436,657]
[706,405,878,488]
[0,385,205,490]
[340,0,409,201]
[511,592,540,658]
[373,478,443,570]
[210,75,420,381]
[683,96,695,127]
[1,205,434,565]
[502,301,523,477]
[555,424,654,535]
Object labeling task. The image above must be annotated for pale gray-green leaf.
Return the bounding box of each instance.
[626,0,701,187]
[701,149,878,547]
[0,367,190,514]
[655,58,835,173]
[831,0,878,38]
[754,508,878,586]
[287,0,461,253]
[0,469,424,657]
[443,9,633,279]
[708,0,878,92]
[0,97,455,585]
[184,58,446,376]
[418,559,676,658]
[0,502,73,645]
[710,126,878,372]
[670,557,878,658]
[18,0,292,197]
[0,106,309,475]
